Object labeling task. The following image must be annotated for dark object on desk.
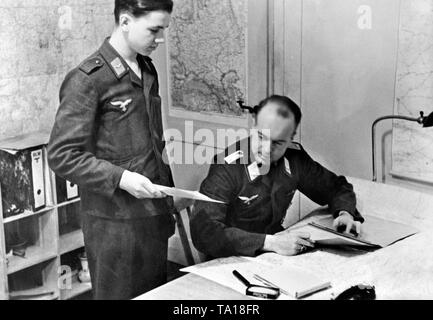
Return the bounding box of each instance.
[371,110,433,182]
[0,131,50,218]
[232,270,280,300]
[334,284,376,300]
[309,214,419,248]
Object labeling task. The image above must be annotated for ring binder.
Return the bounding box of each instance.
[0,132,50,218]
[55,175,79,203]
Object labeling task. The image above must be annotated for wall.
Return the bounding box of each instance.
[0,0,114,139]
[392,0,433,185]
[273,0,433,198]
[273,0,433,220]
[276,0,400,179]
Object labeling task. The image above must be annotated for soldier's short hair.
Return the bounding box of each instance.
[254,95,302,125]
[114,0,174,24]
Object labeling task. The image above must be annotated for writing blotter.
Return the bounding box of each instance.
[308,214,419,248]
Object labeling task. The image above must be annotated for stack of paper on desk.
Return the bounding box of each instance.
[254,266,331,299]
[294,214,419,248]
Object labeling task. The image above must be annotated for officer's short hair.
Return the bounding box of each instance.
[254,95,302,125]
[114,0,174,24]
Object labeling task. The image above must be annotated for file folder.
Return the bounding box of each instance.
[55,175,79,203]
[31,149,45,210]
[0,131,50,218]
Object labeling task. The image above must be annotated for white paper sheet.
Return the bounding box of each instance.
[155,185,225,204]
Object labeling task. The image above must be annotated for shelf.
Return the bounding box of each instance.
[60,274,92,300]
[3,206,55,224]
[7,245,57,275]
[55,198,81,209]
[9,285,58,300]
[59,230,84,255]
[3,198,80,224]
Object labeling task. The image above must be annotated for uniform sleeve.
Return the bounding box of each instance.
[296,148,364,222]
[47,69,125,198]
[190,163,266,258]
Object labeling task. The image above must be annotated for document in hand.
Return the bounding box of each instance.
[298,215,419,248]
[154,185,225,204]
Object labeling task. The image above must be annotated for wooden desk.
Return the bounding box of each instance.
[136,177,433,300]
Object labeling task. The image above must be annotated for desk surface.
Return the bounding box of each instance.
[137,214,433,300]
[135,273,251,300]
[138,231,433,300]
[137,178,433,300]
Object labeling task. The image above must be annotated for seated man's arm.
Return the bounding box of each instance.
[296,147,364,224]
[190,164,266,258]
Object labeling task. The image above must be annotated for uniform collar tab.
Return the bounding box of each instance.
[99,37,129,79]
[110,57,128,78]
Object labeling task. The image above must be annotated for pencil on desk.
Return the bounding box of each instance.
[253,274,290,296]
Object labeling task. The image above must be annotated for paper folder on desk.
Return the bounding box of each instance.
[256,266,331,299]
[301,215,419,248]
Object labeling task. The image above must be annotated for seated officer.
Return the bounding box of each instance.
[190,95,364,258]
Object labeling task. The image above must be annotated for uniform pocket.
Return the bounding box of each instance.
[102,107,134,160]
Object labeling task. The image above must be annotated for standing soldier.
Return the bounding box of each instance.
[48,0,176,300]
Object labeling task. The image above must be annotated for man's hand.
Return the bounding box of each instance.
[119,170,166,199]
[262,229,315,256]
[333,211,362,235]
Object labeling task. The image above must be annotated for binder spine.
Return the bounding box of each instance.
[55,175,80,204]
[30,148,46,211]
[65,180,79,200]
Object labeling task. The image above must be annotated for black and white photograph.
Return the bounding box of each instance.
[0,0,432,309]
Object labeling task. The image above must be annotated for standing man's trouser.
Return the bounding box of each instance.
[82,214,172,300]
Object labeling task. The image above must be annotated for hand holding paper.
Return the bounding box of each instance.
[119,171,166,199]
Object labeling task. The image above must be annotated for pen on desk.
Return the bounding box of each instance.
[253,274,289,296]
[233,270,251,287]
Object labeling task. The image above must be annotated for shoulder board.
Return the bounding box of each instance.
[79,57,104,75]
[287,142,302,151]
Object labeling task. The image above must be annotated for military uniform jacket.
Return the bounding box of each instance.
[48,38,176,225]
[190,138,364,258]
